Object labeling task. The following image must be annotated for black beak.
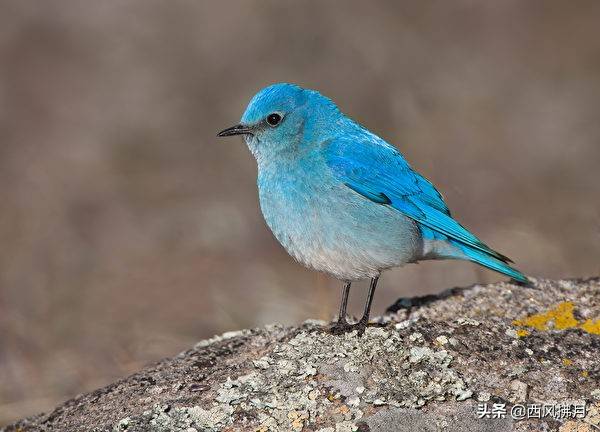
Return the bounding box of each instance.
[217,124,253,137]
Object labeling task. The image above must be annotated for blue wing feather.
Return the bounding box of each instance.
[324,136,513,264]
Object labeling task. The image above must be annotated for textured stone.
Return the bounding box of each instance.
[3,277,600,432]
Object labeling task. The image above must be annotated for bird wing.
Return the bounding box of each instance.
[323,136,511,263]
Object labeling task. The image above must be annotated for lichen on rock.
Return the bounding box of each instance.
[3,277,600,432]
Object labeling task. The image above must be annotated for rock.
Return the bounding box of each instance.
[508,380,529,403]
[3,277,600,432]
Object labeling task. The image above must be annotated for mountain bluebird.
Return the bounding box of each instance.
[218,83,528,334]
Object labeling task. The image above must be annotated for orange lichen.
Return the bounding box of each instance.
[338,405,350,414]
[516,329,530,337]
[512,301,600,335]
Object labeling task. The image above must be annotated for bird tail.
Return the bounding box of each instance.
[420,229,528,284]
[420,226,529,284]
[449,240,529,284]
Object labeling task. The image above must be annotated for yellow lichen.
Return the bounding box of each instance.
[512,301,600,335]
[562,358,573,366]
[516,329,530,337]
[579,318,600,335]
[581,371,589,378]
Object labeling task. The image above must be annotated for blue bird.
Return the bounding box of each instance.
[218,83,528,334]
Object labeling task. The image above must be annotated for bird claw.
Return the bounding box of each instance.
[326,318,369,336]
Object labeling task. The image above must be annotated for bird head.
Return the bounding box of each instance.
[217,83,341,163]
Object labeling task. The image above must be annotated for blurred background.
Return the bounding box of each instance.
[1,0,599,424]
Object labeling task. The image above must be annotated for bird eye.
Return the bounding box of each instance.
[266,113,282,127]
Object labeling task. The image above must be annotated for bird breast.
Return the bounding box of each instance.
[256,159,422,280]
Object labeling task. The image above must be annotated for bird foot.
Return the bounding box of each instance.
[326,318,371,336]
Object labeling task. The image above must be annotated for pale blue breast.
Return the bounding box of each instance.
[256,151,422,281]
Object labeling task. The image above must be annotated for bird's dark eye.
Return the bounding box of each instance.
[266,113,282,127]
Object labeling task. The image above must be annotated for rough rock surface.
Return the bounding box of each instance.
[3,277,600,432]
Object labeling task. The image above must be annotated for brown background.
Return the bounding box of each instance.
[1,0,599,424]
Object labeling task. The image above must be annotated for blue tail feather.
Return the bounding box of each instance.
[420,225,528,284]
[452,241,529,284]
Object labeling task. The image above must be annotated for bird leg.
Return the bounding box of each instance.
[337,281,351,323]
[328,277,380,336]
[353,276,379,335]
[328,282,352,334]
